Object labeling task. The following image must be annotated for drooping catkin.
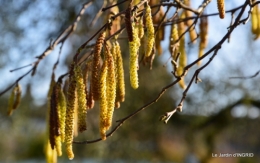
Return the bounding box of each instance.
[251,4,259,35]
[51,82,62,156]
[217,0,225,19]
[74,65,87,132]
[99,58,108,140]
[65,64,77,160]
[198,16,208,66]
[115,41,125,103]
[184,0,197,43]
[129,23,140,89]
[55,135,62,156]
[58,84,66,143]
[251,4,260,39]
[91,31,106,101]
[45,140,57,163]
[7,84,21,116]
[137,18,144,39]
[177,13,187,89]
[50,82,61,150]
[169,24,179,60]
[125,6,133,42]
[145,4,155,58]
[45,74,57,163]
[105,47,116,130]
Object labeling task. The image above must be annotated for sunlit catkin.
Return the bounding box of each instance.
[91,31,106,101]
[169,24,179,60]
[58,84,66,143]
[115,41,125,102]
[217,0,225,19]
[55,135,62,156]
[184,0,197,43]
[251,4,260,39]
[74,65,87,132]
[45,140,57,163]
[99,58,108,140]
[65,64,77,160]
[145,4,155,57]
[177,13,187,89]
[198,16,208,66]
[105,47,116,130]
[7,84,21,116]
[52,83,62,156]
[129,23,140,89]
[138,18,144,39]
[45,74,57,163]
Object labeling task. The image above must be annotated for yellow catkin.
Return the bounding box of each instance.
[52,83,63,157]
[138,18,144,39]
[115,42,125,103]
[184,0,197,43]
[112,41,125,105]
[65,64,77,160]
[177,13,187,89]
[83,62,90,109]
[169,24,179,60]
[145,5,155,57]
[251,4,260,39]
[217,0,225,19]
[7,84,21,116]
[256,6,260,39]
[251,5,258,34]
[55,135,62,156]
[99,58,108,140]
[129,23,140,89]
[58,84,66,143]
[198,16,208,66]
[91,31,106,101]
[13,84,21,111]
[74,65,87,132]
[45,74,57,163]
[45,140,57,163]
[105,47,116,130]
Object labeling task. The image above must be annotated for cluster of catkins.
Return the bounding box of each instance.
[46,33,125,160]
[44,2,156,161]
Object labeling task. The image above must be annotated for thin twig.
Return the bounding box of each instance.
[229,70,260,79]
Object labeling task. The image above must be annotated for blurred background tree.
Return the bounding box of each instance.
[0,0,260,163]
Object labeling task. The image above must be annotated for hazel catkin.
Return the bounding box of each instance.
[115,41,125,103]
[198,16,208,66]
[217,0,225,19]
[91,31,106,101]
[105,47,116,130]
[65,64,77,160]
[7,84,21,116]
[145,4,155,58]
[169,24,179,60]
[129,23,140,89]
[74,65,87,133]
[99,58,108,140]
[176,13,187,89]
